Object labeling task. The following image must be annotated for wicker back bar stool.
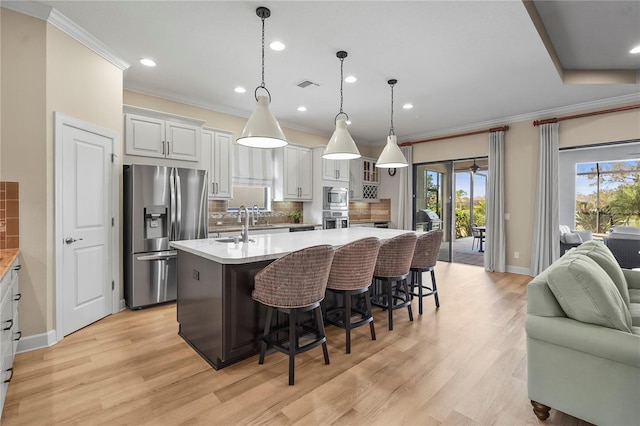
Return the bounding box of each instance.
[252,244,335,385]
[324,237,381,354]
[409,229,444,314]
[370,233,417,330]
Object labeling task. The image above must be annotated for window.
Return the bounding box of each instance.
[575,160,640,233]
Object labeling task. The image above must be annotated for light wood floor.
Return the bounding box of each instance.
[3,263,590,425]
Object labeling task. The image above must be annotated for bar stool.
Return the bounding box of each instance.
[324,237,381,354]
[252,245,335,385]
[370,233,417,330]
[409,229,444,314]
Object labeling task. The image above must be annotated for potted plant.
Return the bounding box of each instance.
[289,211,301,224]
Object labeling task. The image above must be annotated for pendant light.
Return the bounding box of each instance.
[323,51,361,160]
[376,79,408,168]
[237,7,287,148]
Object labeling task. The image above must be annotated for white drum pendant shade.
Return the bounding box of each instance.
[237,95,287,148]
[376,135,408,168]
[323,119,361,160]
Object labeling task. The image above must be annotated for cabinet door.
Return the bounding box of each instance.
[350,159,363,200]
[322,158,338,181]
[213,132,233,198]
[166,121,200,162]
[297,147,313,200]
[336,159,349,183]
[125,114,165,158]
[283,146,300,198]
[202,130,215,197]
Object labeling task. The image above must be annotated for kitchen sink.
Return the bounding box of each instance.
[215,238,255,243]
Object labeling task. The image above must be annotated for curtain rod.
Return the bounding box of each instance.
[398,125,509,147]
[533,104,640,126]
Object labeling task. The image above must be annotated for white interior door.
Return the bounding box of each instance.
[60,120,113,336]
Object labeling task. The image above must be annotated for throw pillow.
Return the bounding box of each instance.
[561,233,582,245]
[575,240,630,307]
[547,254,632,333]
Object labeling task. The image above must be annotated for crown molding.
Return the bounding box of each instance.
[2,1,130,71]
[401,93,640,144]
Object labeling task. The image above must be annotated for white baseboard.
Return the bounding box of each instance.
[506,265,532,276]
[17,330,58,354]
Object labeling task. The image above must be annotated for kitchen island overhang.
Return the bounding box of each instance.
[170,228,419,369]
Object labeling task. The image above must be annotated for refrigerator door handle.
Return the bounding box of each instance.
[176,173,182,239]
[136,251,178,261]
[170,168,177,240]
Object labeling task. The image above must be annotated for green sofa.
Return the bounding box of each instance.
[526,240,640,425]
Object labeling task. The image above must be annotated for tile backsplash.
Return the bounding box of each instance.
[0,182,19,249]
[208,199,304,228]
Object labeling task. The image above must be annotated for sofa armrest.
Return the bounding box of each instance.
[525,315,640,368]
[623,269,640,290]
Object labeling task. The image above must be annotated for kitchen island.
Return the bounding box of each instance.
[170,228,416,369]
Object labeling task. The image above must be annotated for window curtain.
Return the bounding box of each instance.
[485,131,506,272]
[397,146,413,230]
[530,123,560,276]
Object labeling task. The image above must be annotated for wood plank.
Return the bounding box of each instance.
[2,263,591,425]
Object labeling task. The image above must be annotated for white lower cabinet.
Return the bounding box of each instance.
[0,257,20,420]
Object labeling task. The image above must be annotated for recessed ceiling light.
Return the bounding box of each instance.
[403,103,414,109]
[630,45,640,54]
[344,76,357,83]
[234,87,246,93]
[139,58,156,67]
[270,41,285,51]
[297,106,307,112]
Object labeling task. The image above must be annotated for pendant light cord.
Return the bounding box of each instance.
[254,9,271,102]
[260,15,265,89]
[335,51,349,123]
[389,81,395,136]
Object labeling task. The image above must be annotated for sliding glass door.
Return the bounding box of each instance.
[414,161,453,262]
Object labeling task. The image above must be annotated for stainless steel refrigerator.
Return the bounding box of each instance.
[124,164,208,309]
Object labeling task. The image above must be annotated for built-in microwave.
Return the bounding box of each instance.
[323,187,348,210]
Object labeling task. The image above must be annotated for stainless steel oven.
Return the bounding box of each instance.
[323,211,349,229]
[323,187,348,211]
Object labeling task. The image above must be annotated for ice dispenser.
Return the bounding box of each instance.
[144,206,168,240]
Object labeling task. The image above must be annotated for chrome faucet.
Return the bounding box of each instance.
[237,205,250,243]
[252,205,259,226]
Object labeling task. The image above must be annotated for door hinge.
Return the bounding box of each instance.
[111,281,115,290]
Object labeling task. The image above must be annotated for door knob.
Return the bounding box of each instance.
[65,237,83,244]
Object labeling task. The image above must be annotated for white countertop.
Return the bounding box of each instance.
[170,228,417,264]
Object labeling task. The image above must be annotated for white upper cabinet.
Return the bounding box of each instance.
[350,157,379,202]
[202,128,233,199]
[124,106,203,162]
[273,145,312,201]
[321,156,349,183]
[349,157,363,201]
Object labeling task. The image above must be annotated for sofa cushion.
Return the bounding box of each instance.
[630,303,640,327]
[547,254,632,333]
[630,289,640,304]
[575,240,630,307]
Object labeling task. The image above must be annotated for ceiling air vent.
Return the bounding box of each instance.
[297,80,319,89]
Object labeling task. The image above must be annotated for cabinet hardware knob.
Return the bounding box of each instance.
[3,319,13,331]
[13,331,21,341]
[14,293,21,301]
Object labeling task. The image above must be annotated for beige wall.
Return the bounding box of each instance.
[392,105,640,274]
[124,90,329,148]
[1,9,48,335]
[1,9,123,337]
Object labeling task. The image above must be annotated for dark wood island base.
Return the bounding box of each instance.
[176,249,274,369]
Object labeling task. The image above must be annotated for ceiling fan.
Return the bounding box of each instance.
[469,159,481,173]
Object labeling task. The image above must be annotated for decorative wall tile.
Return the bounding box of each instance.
[0,182,19,249]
